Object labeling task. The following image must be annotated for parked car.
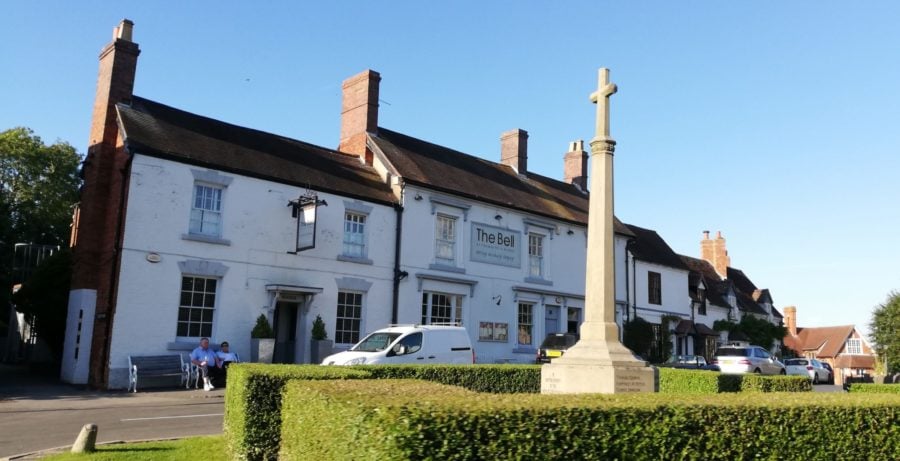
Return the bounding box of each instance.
[714,345,785,375]
[664,355,718,371]
[536,333,579,363]
[321,325,474,365]
[784,358,830,384]
[820,362,835,384]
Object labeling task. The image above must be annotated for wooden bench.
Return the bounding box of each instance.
[128,354,190,392]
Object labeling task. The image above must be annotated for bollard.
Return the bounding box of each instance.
[71,423,98,453]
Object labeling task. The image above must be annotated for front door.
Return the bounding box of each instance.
[273,301,298,363]
[545,305,560,336]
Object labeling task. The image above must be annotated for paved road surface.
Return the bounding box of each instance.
[0,365,224,458]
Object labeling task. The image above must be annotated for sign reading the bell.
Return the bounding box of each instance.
[470,222,521,267]
[294,198,318,252]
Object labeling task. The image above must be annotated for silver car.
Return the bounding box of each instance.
[714,345,786,375]
[784,358,830,384]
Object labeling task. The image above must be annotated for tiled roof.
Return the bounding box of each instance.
[116,96,397,205]
[833,354,876,369]
[679,255,730,307]
[369,128,634,235]
[784,325,855,358]
[625,224,690,271]
[674,319,719,336]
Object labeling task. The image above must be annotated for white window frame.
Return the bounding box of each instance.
[846,338,862,355]
[342,212,367,259]
[421,291,464,326]
[517,302,534,346]
[434,214,458,266]
[528,233,545,278]
[176,275,218,339]
[335,291,364,345]
[189,183,224,238]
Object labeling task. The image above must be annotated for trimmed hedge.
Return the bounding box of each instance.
[850,383,900,394]
[224,364,370,461]
[657,368,811,393]
[280,379,900,460]
[356,364,541,393]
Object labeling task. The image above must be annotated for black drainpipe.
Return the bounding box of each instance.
[624,238,634,323]
[391,184,405,324]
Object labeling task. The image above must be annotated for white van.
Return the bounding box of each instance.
[321,325,474,366]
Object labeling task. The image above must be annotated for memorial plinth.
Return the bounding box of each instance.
[541,68,658,394]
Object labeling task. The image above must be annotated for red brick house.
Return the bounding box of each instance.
[782,306,875,385]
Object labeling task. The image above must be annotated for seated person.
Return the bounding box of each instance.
[190,337,221,391]
[215,341,238,387]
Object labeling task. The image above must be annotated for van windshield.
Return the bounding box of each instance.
[351,332,402,352]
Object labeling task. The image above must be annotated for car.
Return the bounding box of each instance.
[820,362,835,384]
[784,358,830,384]
[664,355,718,370]
[714,345,785,375]
[536,333,579,363]
[321,324,474,365]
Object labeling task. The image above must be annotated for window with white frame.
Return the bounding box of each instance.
[421,292,463,325]
[846,338,862,354]
[528,233,544,278]
[434,215,457,265]
[189,184,223,237]
[335,291,363,344]
[176,276,217,338]
[648,271,662,305]
[342,213,367,258]
[517,303,534,345]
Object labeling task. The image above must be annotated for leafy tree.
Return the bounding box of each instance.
[1,127,81,344]
[623,317,654,360]
[11,250,72,361]
[713,316,787,354]
[870,291,900,375]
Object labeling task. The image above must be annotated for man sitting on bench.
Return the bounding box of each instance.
[190,337,220,391]
[215,341,238,387]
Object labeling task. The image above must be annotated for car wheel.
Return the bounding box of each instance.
[813,374,819,384]
[779,369,786,375]
[754,368,762,374]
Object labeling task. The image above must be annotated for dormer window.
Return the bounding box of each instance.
[846,338,862,355]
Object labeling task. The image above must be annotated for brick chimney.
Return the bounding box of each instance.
[783,306,797,336]
[563,140,588,190]
[339,69,380,165]
[500,129,528,174]
[68,19,140,388]
[700,230,730,279]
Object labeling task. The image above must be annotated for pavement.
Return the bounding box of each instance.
[0,364,224,460]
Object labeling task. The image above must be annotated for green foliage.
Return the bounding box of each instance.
[224,364,370,461]
[870,291,900,374]
[738,373,812,392]
[657,368,810,393]
[849,383,900,394]
[713,316,787,352]
[10,250,72,360]
[250,314,274,339]
[358,364,541,393]
[623,316,654,359]
[279,379,900,460]
[310,315,327,341]
[41,435,227,461]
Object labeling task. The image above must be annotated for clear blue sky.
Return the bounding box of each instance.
[3,2,898,337]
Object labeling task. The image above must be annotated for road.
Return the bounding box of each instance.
[0,365,224,458]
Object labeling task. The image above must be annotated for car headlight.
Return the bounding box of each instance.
[346,357,366,366]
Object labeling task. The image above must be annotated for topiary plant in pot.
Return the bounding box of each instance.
[310,315,333,364]
[250,314,275,363]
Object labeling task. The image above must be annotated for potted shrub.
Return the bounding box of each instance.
[250,314,275,363]
[309,315,333,364]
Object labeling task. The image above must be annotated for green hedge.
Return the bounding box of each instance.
[357,364,541,393]
[224,364,370,461]
[657,368,810,393]
[850,383,900,394]
[280,379,900,460]
[739,373,811,392]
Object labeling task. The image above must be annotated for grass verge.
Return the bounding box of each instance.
[39,436,226,461]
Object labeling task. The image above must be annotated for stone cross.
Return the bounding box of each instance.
[589,68,617,142]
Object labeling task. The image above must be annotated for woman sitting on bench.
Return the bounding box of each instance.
[215,341,239,387]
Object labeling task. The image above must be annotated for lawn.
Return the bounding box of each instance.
[40,436,226,461]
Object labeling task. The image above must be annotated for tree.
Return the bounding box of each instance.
[870,291,900,375]
[11,250,72,361]
[1,127,81,345]
[713,316,787,354]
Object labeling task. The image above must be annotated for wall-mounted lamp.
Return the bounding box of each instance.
[494,214,502,221]
[567,229,574,235]
[492,295,502,305]
[414,193,423,201]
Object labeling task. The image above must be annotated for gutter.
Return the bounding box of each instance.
[391,182,407,324]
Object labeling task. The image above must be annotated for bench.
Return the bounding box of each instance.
[128,354,190,392]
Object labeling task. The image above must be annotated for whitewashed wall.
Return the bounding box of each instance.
[104,155,396,388]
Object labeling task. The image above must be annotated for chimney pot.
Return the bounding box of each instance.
[500,129,528,174]
[115,19,134,42]
[702,230,710,240]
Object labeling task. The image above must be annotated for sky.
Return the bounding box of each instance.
[2,2,898,338]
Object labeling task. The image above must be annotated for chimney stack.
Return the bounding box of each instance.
[563,140,588,190]
[339,69,380,165]
[783,306,797,336]
[500,129,528,174]
[700,230,731,279]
